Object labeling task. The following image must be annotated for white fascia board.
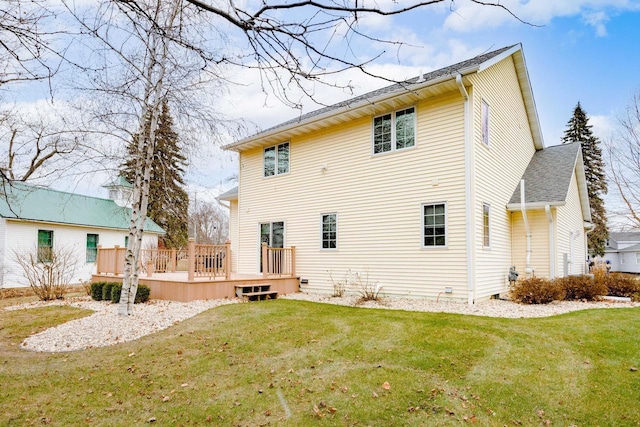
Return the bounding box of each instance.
[573,149,592,223]
[506,201,566,211]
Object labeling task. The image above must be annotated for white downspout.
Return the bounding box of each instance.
[545,205,555,278]
[520,180,532,274]
[456,74,475,305]
[584,222,595,274]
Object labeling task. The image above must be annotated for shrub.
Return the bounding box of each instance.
[102,282,115,301]
[111,283,122,304]
[601,273,640,301]
[91,282,105,301]
[111,284,150,304]
[510,277,566,304]
[555,275,606,301]
[12,245,78,301]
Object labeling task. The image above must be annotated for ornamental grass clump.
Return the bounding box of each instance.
[510,277,566,304]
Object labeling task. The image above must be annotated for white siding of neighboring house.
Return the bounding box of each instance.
[237,90,470,299]
[0,218,7,286]
[1,220,158,288]
[556,171,587,276]
[467,55,538,298]
[511,210,551,278]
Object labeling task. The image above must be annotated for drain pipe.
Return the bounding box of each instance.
[456,74,475,305]
[545,205,555,278]
[520,180,532,274]
[584,222,595,274]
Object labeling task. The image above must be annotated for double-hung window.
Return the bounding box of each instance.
[86,234,99,262]
[37,230,53,263]
[422,203,446,247]
[373,107,416,154]
[264,142,290,177]
[482,203,491,248]
[321,213,337,249]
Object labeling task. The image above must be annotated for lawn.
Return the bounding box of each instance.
[1,299,639,426]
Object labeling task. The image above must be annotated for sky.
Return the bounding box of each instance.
[3,0,640,218]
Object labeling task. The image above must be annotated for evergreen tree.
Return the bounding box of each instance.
[561,102,608,256]
[122,100,189,249]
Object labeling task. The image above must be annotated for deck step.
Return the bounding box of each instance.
[235,284,277,301]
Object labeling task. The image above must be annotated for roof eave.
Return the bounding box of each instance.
[223,64,485,152]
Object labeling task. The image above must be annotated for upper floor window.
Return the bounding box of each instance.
[86,234,99,263]
[373,107,416,154]
[422,203,446,247]
[481,99,490,146]
[37,229,53,263]
[264,142,290,177]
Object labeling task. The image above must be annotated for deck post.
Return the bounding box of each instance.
[96,245,103,274]
[146,259,153,277]
[225,240,231,280]
[290,246,296,277]
[188,238,195,281]
[114,245,120,276]
[171,249,177,272]
[262,243,268,278]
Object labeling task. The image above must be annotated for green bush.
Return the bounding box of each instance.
[110,284,150,304]
[601,273,640,301]
[102,282,115,301]
[555,275,606,301]
[90,282,105,301]
[510,277,566,304]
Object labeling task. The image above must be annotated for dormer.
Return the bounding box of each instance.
[103,176,133,208]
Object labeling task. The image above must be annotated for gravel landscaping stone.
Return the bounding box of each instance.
[4,293,638,353]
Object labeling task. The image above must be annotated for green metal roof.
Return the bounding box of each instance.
[0,182,164,233]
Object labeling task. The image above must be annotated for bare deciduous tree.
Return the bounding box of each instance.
[190,200,229,245]
[12,244,78,301]
[608,90,640,229]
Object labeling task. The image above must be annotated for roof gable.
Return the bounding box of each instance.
[225,43,543,151]
[0,182,164,233]
[507,143,591,221]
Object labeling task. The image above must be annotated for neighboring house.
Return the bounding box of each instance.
[0,180,164,288]
[220,44,592,303]
[604,232,640,273]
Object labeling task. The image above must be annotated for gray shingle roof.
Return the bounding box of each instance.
[609,232,640,242]
[256,45,517,136]
[508,143,581,205]
[0,182,164,233]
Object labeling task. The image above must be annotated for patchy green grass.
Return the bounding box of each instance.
[1,299,639,426]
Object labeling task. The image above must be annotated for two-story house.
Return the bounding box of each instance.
[220,44,592,303]
[604,232,640,273]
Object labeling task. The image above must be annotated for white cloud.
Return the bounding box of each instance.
[443,0,638,36]
[590,113,618,141]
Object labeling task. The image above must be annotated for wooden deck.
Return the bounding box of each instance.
[91,272,300,302]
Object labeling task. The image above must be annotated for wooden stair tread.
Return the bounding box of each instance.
[241,290,278,297]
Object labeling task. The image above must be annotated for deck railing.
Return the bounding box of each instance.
[96,245,127,275]
[261,243,296,278]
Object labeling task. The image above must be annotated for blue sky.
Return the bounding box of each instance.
[3,1,640,207]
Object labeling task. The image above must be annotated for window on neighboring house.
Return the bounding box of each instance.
[483,203,490,247]
[86,234,99,263]
[321,213,337,249]
[481,99,490,146]
[422,203,446,247]
[636,253,640,264]
[124,235,129,248]
[264,142,290,177]
[621,253,625,264]
[373,107,416,154]
[37,230,53,263]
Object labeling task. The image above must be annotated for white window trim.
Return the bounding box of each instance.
[482,203,491,249]
[421,202,447,249]
[481,99,490,147]
[320,213,338,251]
[263,142,290,178]
[371,106,417,156]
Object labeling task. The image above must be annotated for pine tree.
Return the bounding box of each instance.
[561,102,608,256]
[122,100,189,249]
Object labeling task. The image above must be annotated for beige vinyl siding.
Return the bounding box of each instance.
[467,55,538,298]
[229,200,239,273]
[511,210,551,278]
[237,91,469,299]
[556,172,587,276]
